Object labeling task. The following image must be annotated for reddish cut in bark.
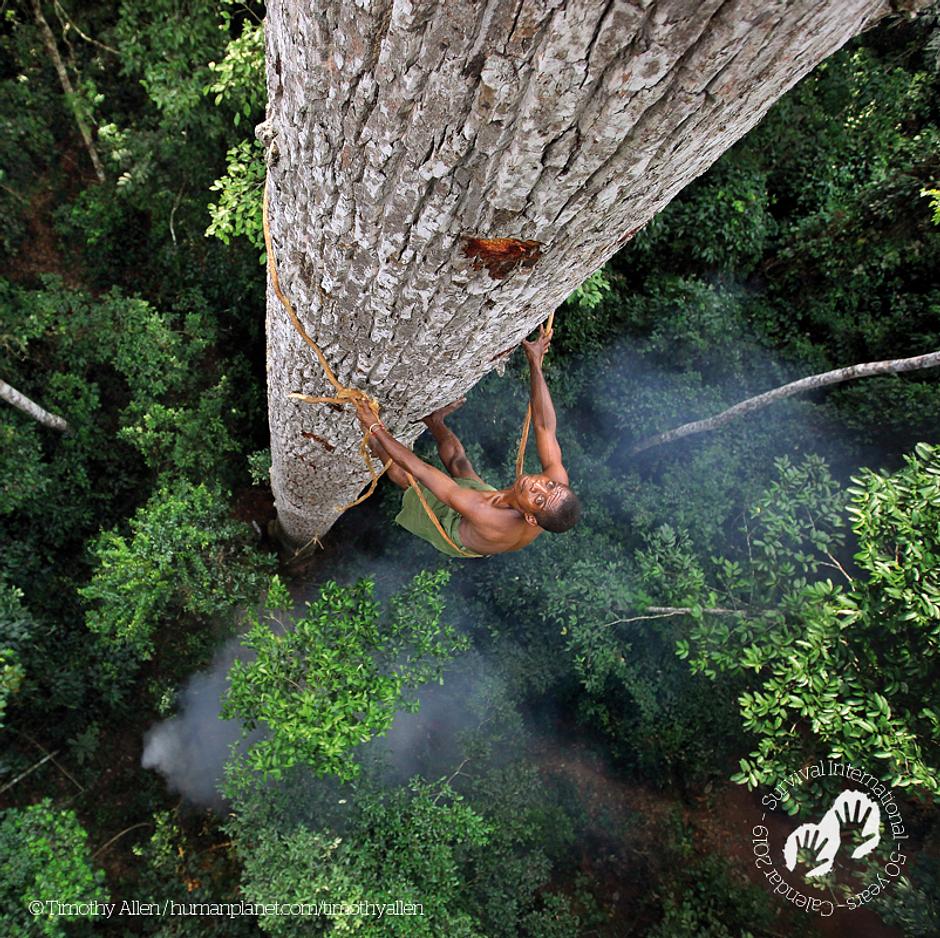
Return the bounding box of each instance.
[462,237,543,280]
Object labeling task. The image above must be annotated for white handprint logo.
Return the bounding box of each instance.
[783,790,881,877]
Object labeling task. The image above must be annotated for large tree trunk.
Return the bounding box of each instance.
[263,0,922,546]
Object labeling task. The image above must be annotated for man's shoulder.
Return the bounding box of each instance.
[455,477,498,493]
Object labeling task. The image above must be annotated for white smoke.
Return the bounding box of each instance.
[141,633,257,809]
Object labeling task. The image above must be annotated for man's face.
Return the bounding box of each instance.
[514,473,567,518]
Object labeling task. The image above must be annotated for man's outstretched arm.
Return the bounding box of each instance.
[523,326,568,485]
[353,401,479,513]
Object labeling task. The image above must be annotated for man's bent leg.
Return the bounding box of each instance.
[422,399,483,482]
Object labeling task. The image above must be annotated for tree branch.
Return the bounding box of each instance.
[631,350,940,454]
[31,0,106,184]
[0,750,59,795]
[0,378,70,432]
[92,821,152,859]
[53,0,120,55]
[604,606,754,627]
[19,731,84,792]
[823,551,854,585]
[432,757,471,804]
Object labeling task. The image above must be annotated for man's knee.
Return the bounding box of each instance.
[450,456,480,480]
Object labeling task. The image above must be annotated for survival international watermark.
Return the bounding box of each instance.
[748,760,909,917]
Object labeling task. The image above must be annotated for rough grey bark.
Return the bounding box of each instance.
[631,350,940,454]
[263,0,926,546]
[0,378,70,432]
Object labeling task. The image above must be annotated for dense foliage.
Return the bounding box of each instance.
[223,572,465,779]
[82,481,274,687]
[0,801,107,938]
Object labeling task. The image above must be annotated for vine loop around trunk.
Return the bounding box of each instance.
[264,177,481,557]
[263,176,390,516]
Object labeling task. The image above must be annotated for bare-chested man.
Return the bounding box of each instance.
[353,327,581,557]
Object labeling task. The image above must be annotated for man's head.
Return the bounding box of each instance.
[513,474,581,533]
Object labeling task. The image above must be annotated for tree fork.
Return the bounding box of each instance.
[263,0,929,546]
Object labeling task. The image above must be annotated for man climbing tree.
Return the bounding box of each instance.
[354,325,580,557]
[262,0,930,547]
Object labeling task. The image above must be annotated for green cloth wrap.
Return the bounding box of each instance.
[395,477,496,558]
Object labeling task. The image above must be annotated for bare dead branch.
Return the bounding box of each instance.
[604,606,755,627]
[20,732,84,792]
[823,551,854,585]
[631,350,940,454]
[92,821,153,859]
[0,378,70,431]
[0,181,29,205]
[168,184,185,247]
[0,750,59,795]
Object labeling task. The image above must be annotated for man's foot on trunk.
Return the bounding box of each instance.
[423,397,466,425]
